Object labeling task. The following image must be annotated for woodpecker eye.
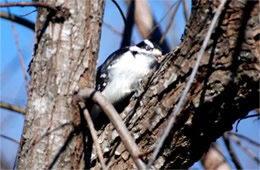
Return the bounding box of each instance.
[145,45,152,51]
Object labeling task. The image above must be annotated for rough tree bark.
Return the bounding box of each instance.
[15,0,259,169]
[91,0,259,169]
[15,0,105,169]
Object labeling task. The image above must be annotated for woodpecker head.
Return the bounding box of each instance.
[129,39,162,60]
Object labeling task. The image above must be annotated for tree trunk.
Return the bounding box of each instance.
[15,0,105,169]
[91,0,259,169]
[15,0,259,169]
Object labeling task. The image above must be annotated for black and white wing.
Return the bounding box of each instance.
[96,47,129,92]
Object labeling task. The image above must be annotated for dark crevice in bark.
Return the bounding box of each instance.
[48,129,77,169]
[231,1,257,76]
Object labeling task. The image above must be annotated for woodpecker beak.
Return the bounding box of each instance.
[152,48,162,56]
[152,48,163,63]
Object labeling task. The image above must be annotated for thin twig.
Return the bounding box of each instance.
[20,9,37,17]
[229,133,260,164]
[0,134,20,144]
[0,101,25,115]
[111,0,127,31]
[10,18,30,95]
[103,22,135,45]
[103,22,122,36]
[159,0,182,45]
[83,108,107,170]
[0,11,35,31]
[236,113,260,131]
[146,1,177,39]
[0,2,57,11]
[222,134,243,169]
[182,0,189,22]
[227,132,260,147]
[78,88,146,169]
[146,1,227,168]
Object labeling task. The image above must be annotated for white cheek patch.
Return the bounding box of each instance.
[130,46,151,54]
[144,39,154,48]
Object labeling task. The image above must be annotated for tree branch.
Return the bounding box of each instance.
[227,132,260,147]
[0,11,35,31]
[78,88,146,169]
[111,0,127,34]
[10,18,30,95]
[0,134,20,144]
[229,132,260,164]
[182,0,189,22]
[222,134,242,169]
[82,108,107,170]
[201,143,231,170]
[120,0,135,47]
[147,0,227,168]
[0,101,25,115]
[0,2,57,11]
[159,0,181,45]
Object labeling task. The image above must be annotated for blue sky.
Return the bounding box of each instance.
[0,0,259,169]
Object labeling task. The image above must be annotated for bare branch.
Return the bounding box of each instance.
[20,9,37,17]
[134,0,153,39]
[0,2,57,11]
[201,143,231,170]
[0,11,35,31]
[0,134,20,144]
[111,0,127,33]
[146,2,177,40]
[83,108,107,170]
[103,22,122,36]
[227,132,260,147]
[78,88,146,169]
[236,113,260,131]
[182,0,189,22]
[0,101,25,115]
[223,134,242,169]
[229,133,260,164]
[133,0,170,53]
[147,0,227,168]
[159,0,181,45]
[10,20,30,95]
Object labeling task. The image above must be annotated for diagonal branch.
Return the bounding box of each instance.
[182,0,189,22]
[82,108,107,170]
[223,134,242,169]
[147,0,227,168]
[78,88,146,169]
[10,19,30,95]
[159,0,182,45]
[228,132,260,164]
[227,132,260,147]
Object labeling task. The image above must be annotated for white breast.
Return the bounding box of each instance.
[101,51,156,104]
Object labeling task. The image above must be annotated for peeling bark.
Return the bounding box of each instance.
[15,0,105,169]
[91,0,259,169]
